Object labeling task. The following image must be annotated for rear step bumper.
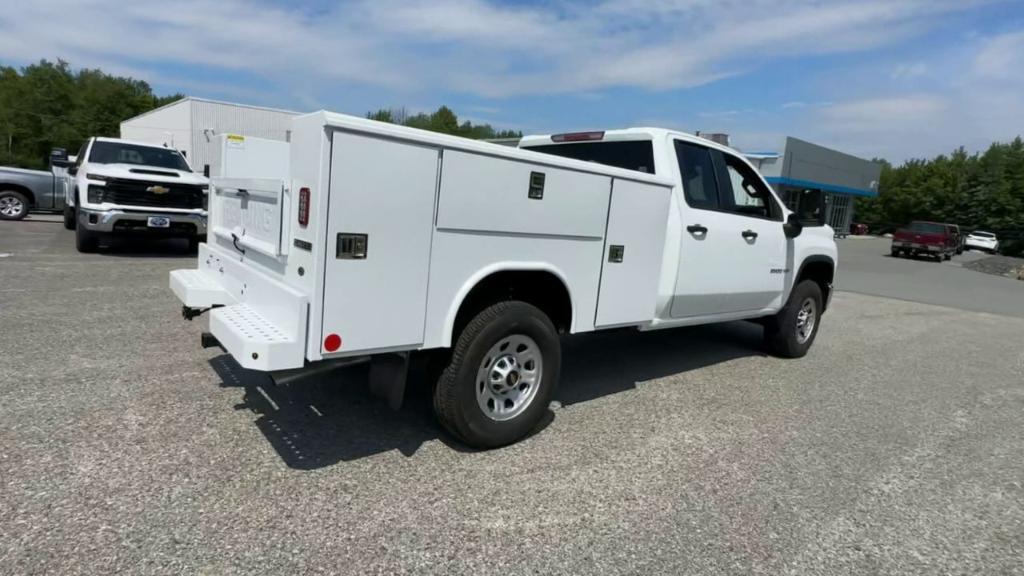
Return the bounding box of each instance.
[170,243,309,371]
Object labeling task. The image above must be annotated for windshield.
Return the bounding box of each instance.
[89,141,190,171]
[908,222,945,234]
[971,231,995,238]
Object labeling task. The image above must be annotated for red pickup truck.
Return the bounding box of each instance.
[891,221,958,261]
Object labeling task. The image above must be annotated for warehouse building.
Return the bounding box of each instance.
[119,97,300,175]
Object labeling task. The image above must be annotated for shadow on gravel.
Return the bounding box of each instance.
[207,321,764,469]
[95,235,197,258]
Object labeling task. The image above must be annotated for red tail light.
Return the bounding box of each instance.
[298,187,310,227]
[551,131,605,143]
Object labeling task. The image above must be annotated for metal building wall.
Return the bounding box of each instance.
[190,100,299,174]
[119,99,194,160]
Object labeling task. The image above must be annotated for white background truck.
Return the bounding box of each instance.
[67,137,210,252]
[171,112,835,448]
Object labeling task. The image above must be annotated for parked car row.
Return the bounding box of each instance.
[0,138,208,253]
[891,220,1000,261]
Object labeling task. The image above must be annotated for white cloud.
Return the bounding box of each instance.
[0,0,1004,99]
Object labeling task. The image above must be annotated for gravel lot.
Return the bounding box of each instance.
[2,218,1023,575]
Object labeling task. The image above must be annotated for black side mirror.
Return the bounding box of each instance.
[784,213,804,238]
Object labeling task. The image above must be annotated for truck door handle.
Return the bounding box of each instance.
[742,230,758,240]
[686,224,708,235]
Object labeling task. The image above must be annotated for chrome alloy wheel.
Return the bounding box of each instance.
[795,297,817,344]
[476,334,543,422]
[0,196,24,217]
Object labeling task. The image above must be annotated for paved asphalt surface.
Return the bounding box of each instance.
[836,236,1024,318]
[2,217,1023,575]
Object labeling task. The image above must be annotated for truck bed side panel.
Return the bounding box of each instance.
[320,131,439,355]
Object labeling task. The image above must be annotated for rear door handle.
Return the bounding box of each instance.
[742,229,758,240]
[686,224,708,235]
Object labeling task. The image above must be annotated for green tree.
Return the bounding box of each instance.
[366,105,521,141]
[0,59,181,169]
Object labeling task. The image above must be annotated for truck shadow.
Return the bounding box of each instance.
[94,236,197,258]
[209,320,765,469]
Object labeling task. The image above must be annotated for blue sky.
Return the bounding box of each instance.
[1,0,1023,162]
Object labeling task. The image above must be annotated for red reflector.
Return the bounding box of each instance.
[324,333,341,352]
[298,187,310,227]
[551,131,605,143]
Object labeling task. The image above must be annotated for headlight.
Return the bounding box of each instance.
[87,185,104,203]
[85,173,111,182]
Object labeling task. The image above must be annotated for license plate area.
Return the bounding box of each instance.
[147,216,171,228]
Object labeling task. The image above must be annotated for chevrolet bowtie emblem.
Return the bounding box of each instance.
[147,185,170,195]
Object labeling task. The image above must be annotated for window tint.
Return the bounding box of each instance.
[717,152,779,220]
[674,140,720,210]
[524,141,656,174]
[908,222,945,234]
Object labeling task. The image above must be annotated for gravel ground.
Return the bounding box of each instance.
[2,219,1024,575]
[962,254,1024,280]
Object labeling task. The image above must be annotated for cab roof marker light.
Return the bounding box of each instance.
[551,131,605,143]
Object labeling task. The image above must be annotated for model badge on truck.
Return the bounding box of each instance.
[770,268,791,274]
[147,185,170,195]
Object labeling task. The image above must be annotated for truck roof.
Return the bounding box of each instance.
[519,127,743,157]
[312,111,675,188]
[93,136,183,151]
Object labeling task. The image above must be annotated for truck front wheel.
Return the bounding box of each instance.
[63,205,76,230]
[75,225,99,253]
[433,301,561,449]
[764,280,823,358]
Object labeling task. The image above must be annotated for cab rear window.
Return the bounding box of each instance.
[908,222,945,234]
[523,141,656,174]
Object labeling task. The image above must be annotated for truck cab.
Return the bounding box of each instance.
[171,113,836,449]
[519,128,836,327]
[67,137,209,252]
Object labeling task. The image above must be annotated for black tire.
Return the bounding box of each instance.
[890,248,900,257]
[75,225,99,253]
[433,301,561,449]
[187,236,200,253]
[63,205,76,230]
[764,280,823,359]
[0,190,30,221]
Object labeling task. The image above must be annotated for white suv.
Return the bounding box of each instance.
[964,231,999,254]
[66,137,209,253]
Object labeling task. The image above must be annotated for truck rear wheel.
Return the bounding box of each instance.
[764,280,823,358]
[0,190,29,221]
[433,301,561,449]
[75,225,99,253]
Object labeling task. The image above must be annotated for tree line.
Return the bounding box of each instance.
[0,60,182,169]
[0,60,521,171]
[857,138,1024,255]
[366,106,522,140]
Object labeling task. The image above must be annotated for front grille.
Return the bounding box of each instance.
[94,178,204,209]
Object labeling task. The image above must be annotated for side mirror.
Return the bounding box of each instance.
[784,213,804,238]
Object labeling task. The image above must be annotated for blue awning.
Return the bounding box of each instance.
[765,176,877,198]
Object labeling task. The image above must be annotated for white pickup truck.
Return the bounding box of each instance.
[67,137,209,252]
[171,112,836,448]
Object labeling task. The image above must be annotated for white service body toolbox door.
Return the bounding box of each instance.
[594,178,671,328]
[319,131,439,355]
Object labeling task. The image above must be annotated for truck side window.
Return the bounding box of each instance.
[717,152,781,221]
[674,140,720,210]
